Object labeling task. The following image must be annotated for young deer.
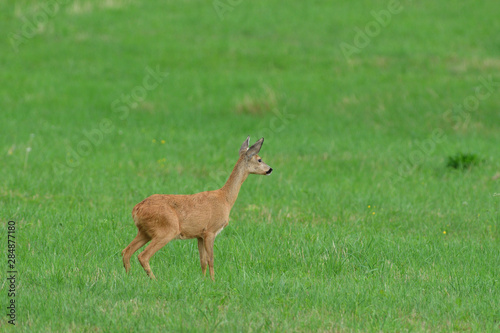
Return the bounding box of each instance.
[122,136,272,280]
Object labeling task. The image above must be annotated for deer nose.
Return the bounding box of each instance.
[266,168,273,175]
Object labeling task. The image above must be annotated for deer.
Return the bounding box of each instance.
[121,136,273,280]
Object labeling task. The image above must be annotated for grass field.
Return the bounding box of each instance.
[1,0,500,331]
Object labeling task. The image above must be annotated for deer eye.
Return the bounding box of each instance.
[258,159,262,163]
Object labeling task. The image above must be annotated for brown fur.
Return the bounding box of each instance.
[121,137,272,280]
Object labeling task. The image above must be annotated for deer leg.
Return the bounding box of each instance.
[122,231,150,273]
[197,237,208,276]
[137,232,177,280]
[203,234,216,281]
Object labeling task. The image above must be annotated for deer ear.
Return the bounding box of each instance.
[239,136,250,155]
[246,137,264,157]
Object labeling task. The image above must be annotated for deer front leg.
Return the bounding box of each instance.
[197,237,208,276]
[203,234,216,281]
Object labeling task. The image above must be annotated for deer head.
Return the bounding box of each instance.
[239,136,273,175]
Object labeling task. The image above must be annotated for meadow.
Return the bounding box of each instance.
[1,0,499,331]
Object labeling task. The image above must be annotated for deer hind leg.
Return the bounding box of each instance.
[137,231,178,280]
[203,234,216,281]
[122,230,150,273]
[197,237,208,276]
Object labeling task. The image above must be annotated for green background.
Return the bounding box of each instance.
[1,0,499,331]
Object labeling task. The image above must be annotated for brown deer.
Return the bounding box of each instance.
[122,136,273,280]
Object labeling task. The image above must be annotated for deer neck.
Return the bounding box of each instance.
[220,157,248,208]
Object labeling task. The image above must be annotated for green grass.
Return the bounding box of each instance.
[1,0,500,331]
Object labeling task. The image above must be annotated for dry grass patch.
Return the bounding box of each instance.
[234,87,278,116]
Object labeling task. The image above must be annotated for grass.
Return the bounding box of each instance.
[446,152,482,170]
[1,0,500,331]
